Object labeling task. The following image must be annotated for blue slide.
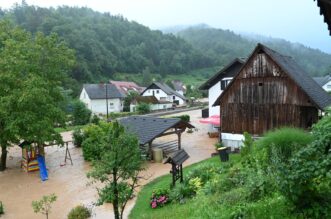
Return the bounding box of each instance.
[37,155,48,181]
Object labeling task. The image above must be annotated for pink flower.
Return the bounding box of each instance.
[151,201,157,208]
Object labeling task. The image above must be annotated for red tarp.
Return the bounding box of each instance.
[199,115,221,126]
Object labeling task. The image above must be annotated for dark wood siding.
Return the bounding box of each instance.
[220,52,318,135]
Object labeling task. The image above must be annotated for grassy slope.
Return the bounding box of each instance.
[130,155,241,219]
[112,66,221,88]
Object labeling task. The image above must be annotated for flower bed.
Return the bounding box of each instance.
[150,188,169,209]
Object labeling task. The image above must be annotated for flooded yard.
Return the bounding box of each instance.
[0,109,217,219]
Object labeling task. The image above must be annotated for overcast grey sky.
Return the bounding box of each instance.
[1,0,331,53]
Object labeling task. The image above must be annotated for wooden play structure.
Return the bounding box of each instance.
[19,141,73,180]
[19,141,43,172]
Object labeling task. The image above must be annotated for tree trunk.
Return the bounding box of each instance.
[113,171,120,219]
[0,145,7,171]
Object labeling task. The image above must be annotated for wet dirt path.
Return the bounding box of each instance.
[0,109,217,219]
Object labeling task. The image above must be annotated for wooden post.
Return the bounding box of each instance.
[172,164,176,187]
[180,164,183,183]
[64,142,73,165]
[177,132,181,150]
[148,141,153,160]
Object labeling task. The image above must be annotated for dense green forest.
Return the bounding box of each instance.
[0,4,214,86]
[0,3,330,95]
[176,26,331,76]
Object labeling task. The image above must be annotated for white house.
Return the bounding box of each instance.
[130,96,173,112]
[141,82,187,105]
[313,74,331,92]
[80,84,125,115]
[171,80,186,96]
[199,58,245,117]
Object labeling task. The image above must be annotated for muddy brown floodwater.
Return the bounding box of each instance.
[0,109,217,219]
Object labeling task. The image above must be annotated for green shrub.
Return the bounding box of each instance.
[169,183,195,204]
[241,132,254,158]
[67,205,91,219]
[73,128,84,147]
[72,100,91,125]
[81,122,111,161]
[150,187,170,209]
[171,115,190,122]
[230,194,294,219]
[186,163,220,185]
[0,201,4,215]
[244,167,276,201]
[254,127,313,165]
[90,114,100,124]
[136,103,151,114]
[218,187,249,205]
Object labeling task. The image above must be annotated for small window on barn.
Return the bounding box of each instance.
[258,82,263,86]
[221,80,227,90]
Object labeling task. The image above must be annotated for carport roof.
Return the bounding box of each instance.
[118,116,194,145]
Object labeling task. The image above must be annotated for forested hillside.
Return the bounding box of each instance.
[0,3,215,85]
[177,27,331,76]
[0,3,330,96]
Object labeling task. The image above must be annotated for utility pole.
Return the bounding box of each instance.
[105,83,109,119]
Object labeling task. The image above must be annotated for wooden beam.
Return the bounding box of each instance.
[158,128,186,137]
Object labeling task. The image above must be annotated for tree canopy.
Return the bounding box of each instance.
[0,20,75,170]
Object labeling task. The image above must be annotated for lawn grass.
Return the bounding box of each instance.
[130,154,241,219]
[54,125,84,133]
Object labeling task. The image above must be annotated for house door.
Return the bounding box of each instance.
[152,91,155,96]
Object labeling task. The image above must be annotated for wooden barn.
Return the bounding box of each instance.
[213,43,331,137]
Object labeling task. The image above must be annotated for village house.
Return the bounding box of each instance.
[313,74,331,92]
[199,58,245,117]
[109,80,145,96]
[79,84,125,115]
[130,96,173,112]
[171,80,186,96]
[141,82,187,105]
[213,43,331,147]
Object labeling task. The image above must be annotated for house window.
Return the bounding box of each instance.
[173,95,176,100]
[163,105,167,109]
[109,103,114,109]
[221,78,232,90]
[221,80,228,90]
[156,90,159,94]
[160,97,166,100]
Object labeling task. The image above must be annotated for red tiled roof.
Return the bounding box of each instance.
[109,80,144,96]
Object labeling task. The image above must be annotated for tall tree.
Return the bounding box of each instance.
[0,20,75,171]
[87,121,143,219]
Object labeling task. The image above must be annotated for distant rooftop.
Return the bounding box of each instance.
[109,80,145,96]
[83,84,124,99]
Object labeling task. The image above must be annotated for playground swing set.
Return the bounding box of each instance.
[18,141,73,181]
